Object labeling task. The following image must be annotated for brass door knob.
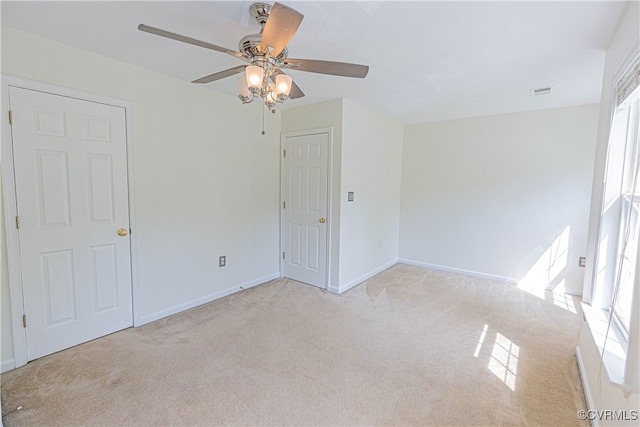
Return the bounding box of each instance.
[319,218,326,223]
[117,228,129,237]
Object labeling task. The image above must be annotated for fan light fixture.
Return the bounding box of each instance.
[238,62,293,110]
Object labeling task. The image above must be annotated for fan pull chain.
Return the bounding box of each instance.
[262,100,266,136]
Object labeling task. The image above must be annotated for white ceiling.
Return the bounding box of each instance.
[1,1,628,124]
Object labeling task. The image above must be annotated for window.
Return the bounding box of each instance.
[610,98,639,335]
[588,57,639,391]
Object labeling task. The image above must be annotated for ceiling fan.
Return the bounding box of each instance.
[138,2,369,109]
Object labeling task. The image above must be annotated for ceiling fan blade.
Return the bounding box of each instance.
[192,66,247,84]
[138,24,245,59]
[288,80,305,99]
[283,58,369,78]
[259,3,304,57]
[271,69,305,99]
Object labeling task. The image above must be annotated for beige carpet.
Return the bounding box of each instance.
[1,264,588,426]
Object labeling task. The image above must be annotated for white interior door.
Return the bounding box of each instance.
[282,132,329,288]
[9,86,133,361]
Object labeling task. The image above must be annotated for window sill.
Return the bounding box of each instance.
[581,302,638,394]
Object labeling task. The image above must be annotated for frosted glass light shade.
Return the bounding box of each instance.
[246,65,264,89]
[266,84,277,103]
[237,75,251,97]
[275,74,292,96]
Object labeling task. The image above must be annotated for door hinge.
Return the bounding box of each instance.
[283,201,286,209]
[22,314,27,328]
[283,149,286,158]
[15,216,20,229]
[282,251,285,259]
[8,110,13,125]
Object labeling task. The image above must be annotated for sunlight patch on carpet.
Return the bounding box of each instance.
[473,324,489,358]
[488,332,520,391]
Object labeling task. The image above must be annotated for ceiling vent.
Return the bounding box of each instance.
[531,87,552,96]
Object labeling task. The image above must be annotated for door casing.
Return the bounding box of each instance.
[1,75,140,370]
[280,127,333,290]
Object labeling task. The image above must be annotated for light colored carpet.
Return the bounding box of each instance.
[1,264,588,426]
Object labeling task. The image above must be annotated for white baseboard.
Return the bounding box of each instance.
[1,358,16,373]
[139,273,280,325]
[398,258,518,284]
[327,284,340,294]
[576,345,599,427]
[329,259,398,294]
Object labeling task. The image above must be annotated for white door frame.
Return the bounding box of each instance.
[280,127,333,290]
[1,75,141,369]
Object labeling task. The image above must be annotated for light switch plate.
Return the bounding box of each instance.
[348,191,354,202]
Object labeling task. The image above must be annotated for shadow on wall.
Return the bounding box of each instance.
[516,224,578,313]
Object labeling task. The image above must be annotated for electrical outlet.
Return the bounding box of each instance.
[579,257,586,267]
[219,256,226,267]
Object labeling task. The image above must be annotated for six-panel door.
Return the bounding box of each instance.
[10,87,133,360]
[282,132,329,288]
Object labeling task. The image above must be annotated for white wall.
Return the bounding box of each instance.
[1,27,281,368]
[338,98,402,291]
[400,104,599,294]
[281,98,404,293]
[579,1,639,423]
[281,99,343,289]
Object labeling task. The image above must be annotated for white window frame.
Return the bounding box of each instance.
[584,53,640,395]
[611,100,639,336]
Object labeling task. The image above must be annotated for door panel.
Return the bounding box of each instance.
[282,132,329,288]
[42,249,77,325]
[87,155,116,223]
[9,86,133,361]
[307,226,320,270]
[37,150,72,227]
[91,244,119,312]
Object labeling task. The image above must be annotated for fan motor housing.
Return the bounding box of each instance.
[239,33,288,61]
